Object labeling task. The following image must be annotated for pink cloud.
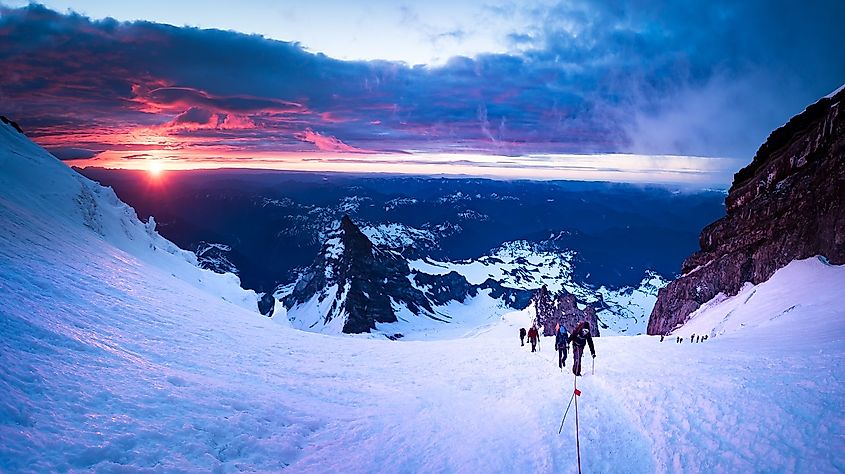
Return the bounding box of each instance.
[151,107,256,131]
[319,112,350,123]
[131,85,304,115]
[295,129,372,153]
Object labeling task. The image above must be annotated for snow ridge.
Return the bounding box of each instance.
[0,121,258,311]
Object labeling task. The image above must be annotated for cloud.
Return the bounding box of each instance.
[44,146,102,160]
[170,107,214,125]
[0,1,843,166]
[154,107,256,131]
[295,129,372,153]
[120,153,153,160]
[134,86,303,114]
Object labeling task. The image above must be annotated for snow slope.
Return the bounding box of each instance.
[0,122,257,312]
[675,257,845,340]
[2,122,844,472]
[582,257,845,472]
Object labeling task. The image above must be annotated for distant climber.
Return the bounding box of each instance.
[660,335,665,342]
[568,321,595,376]
[527,326,539,352]
[519,327,526,346]
[554,323,569,368]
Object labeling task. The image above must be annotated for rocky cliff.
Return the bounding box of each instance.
[648,86,845,334]
[532,285,600,336]
[284,215,434,333]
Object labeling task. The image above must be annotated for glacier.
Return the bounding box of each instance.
[1,120,844,472]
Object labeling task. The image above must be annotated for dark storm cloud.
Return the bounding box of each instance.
[139,87,303,114]
[515,0,845,158]
[171,107,214,126]
[0,2,842,160]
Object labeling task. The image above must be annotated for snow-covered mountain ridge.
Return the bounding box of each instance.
[277,218,666,336]
[0,120,258,313]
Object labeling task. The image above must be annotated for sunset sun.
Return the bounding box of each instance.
[148,160,163,177]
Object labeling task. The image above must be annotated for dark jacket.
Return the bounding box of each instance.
[519,328,527,338]
[569,322,595,356]
[555,327,569,350]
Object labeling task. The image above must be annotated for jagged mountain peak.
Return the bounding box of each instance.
[322,214,373,263]
[339,213,358,233]
[531,284,600,336]
[283,215,434,334]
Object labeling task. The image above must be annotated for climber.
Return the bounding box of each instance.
[527,326,539,352]
[519,327,526,346]
[568,321,595,376]
[554,323,569,368]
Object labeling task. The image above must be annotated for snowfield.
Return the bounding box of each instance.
[2,122,845,472]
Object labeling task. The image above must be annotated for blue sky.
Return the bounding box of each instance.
[0,1,842,184]
[3,0,552,64]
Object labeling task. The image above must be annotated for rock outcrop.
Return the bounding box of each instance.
[284,215,434,333]
[648,86,845,334]
[0,115,23,134]
[532,285,600,336]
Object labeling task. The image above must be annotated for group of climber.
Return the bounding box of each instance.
[519,321,596,376]
[659,333,710,343]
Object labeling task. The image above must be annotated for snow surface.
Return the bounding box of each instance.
[596,272,666,335]
[360,223,437,251]
[377,288,508,341]
[2,122,844,472]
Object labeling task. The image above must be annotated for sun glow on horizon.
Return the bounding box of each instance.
[63,149,740,187]
[147,160,163,177]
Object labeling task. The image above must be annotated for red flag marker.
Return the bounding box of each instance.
[574,388,582,396]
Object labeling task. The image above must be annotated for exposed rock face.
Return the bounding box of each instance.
[284,215,434,333]
[195,242,239,275]
[257,292,276,317]
[648,86,845,334]
[532,285,600,336]
[0,115,23,134]
[412,271,475,306]
[478,279,534,310]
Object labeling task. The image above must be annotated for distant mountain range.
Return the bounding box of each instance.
[77,168,725,290]
[252,215,665,335]
[75,168,725,334]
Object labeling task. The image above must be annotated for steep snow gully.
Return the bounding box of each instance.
[1,120,844,472]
